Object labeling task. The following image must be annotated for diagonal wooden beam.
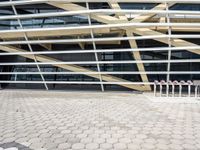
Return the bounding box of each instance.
[114,3,200,55]
[109,2,151,91]
[49,2,200,55]
[54,3,174,91]
[48,2,152,91]
[48,3,121,24]
[46,2,200,91]
[40,43,52,50]
[1,2,198,91]
[78,36,85,49]
[120,3,200,55]
[48,2,151,91]
[39,37,52,50]
[130,3,174,23]
[0,45,147,91]
[128,28,200,55]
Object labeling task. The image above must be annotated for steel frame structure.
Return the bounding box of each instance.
[0,0,199,91]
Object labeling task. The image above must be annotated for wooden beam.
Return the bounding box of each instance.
[40,43,52,50]
[144,18,200,23]
[149,27,200,32]
[48,2,151,90]
[109,2,151,91]
[77,36,85,49]
[86,41,121,45]
[78,42,85,49]
[130,3,174,23]
[54,2,200,56]
[48,2,122,24]
[125,3,199,55]
[131,27,200,55]
[0,28,110,39]
[46,2,200,90]
[47,2,179,91]
[39,41,52,50]
[0,45,148,91]
[2,26,200,42]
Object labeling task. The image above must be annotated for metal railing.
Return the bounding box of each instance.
[154,80,200,98]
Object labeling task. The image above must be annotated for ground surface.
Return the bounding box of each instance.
[0,90,200,150]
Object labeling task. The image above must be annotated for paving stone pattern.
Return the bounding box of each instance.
[0,90,200,150]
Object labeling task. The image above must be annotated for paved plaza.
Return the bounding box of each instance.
[0,90,200,150]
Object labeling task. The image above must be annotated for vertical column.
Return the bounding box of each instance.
[166,2,172,97]
[195,86,198,98]
[86,2,104,91]
[10,1,48,90]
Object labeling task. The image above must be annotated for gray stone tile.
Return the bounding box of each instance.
[113,143,127,150]
[0,90,200,150]
[100,143,113,149]
[127,143,141,150]
[57,143,71,149]
[71,143,85,149]
[85,143,99,149]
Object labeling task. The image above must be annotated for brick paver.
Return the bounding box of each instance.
[0,90,200,150]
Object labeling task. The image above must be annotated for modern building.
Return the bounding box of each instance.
[0,0,199,91]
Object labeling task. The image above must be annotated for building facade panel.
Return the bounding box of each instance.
[0,0,199,91]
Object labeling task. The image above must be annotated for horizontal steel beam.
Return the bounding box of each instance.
[1,35,200,45]
[1,9,200,20]
[0,71,199,75]
[0,80,154,85]
[0,59,199,65]
[0,0,200,7]
[1,23,200,35]
[0,46,200,56]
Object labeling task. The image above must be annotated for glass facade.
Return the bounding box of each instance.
[0,0,199,91]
